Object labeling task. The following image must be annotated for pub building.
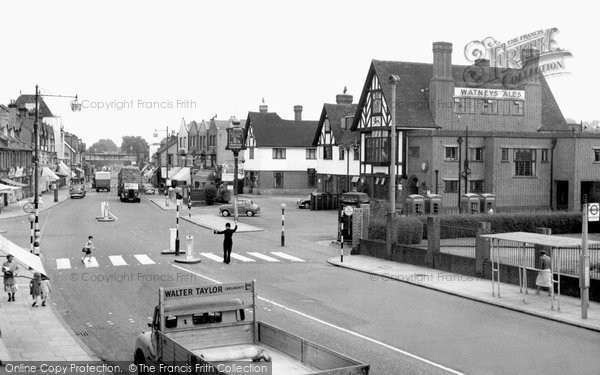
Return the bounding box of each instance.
[351,41,600,213]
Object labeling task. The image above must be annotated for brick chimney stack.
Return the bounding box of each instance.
[430,42,455,127]
[432,41,453,80]
[294,105,303,121]
[259,97,268,113]
[336,86,353,104]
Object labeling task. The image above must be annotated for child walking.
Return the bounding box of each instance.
[82,235,95,263]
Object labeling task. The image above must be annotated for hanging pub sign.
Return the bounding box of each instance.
[226,127,245,151]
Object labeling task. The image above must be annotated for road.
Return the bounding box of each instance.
[1,191,599,375]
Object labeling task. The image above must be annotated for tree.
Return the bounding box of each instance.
[121,136,149,155]
[88,139,119,153]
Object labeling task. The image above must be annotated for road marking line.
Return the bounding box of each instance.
[109,255,127,266]
[134,254,155,265]
[171,266,465,375]
[199,253,224,262]
[230,253,255,262]
[171,264,222,284]
[270,252,305,262]
[247,252,280,262]
[84,257,99,268]
[56,258,71,270]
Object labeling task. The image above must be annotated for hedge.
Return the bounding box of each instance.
[369,216,424,244]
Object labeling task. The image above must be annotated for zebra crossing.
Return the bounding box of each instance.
[53,251,306,270]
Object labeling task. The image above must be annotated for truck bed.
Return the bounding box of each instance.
[193,344,317,375]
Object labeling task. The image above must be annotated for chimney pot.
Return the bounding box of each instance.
[294,105,303,121]
[432,42,453,80]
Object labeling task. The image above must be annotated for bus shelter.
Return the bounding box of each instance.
[480,231,599,312]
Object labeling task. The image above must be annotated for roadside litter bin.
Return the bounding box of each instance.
[339,192,370,241]
[406,194,425,215]
[461,193,480,214]
[479,193,496,213]
[424,194,442,214]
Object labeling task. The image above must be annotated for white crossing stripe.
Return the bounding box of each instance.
[134,254,155,265]
[247,252,280,262]
[56,258,71,270]
[200,253,224,262]
[84,257,99,268]
[270,252,305,262]
[109,255,128,266]
[230,253,255,262]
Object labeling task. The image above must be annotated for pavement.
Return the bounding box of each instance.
[1,189,598,364]
[0,185,100,363]
[328,254,600,332]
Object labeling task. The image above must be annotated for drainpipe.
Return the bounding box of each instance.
[550,138,557,210]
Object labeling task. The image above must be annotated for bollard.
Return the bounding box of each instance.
[185,235,194,261]
[54,188,58,203]
[169,228,177,252]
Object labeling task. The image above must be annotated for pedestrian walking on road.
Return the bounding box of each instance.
[2,254,19,302]
[40,275,52,307]
[214,222,238,264]
[29,272,42,307]
[81,235,95,263]
[535,251,553,296]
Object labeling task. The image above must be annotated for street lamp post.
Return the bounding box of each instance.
[457,136,463,213]
[386,75,400,257]
[226,118,244,223]
[154,126,170,206]
[32,85,80,255]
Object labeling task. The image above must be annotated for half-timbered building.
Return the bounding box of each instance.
[313,89,359,197]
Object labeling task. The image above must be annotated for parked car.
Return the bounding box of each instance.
[143,183,156,195]
[297,197,311,209]
[69,185,86,199]
[219,199,260,217]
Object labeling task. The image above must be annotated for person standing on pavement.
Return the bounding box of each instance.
[3,254,19,302]
[81,235,95,263]
[29,272,42,307]
[214,222,238,264]
[40,275,52,307]
[535,251,553,296]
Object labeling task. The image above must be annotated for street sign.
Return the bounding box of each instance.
[226,127,245,151]
[588,203,599,222]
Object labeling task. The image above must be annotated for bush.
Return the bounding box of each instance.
[368,216,423,244]
[204,186,217,205]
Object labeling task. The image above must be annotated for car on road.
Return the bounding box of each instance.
[143,183,156,195]
[219,199,260,217]
[297,197,311,209]
[69,185,86,199]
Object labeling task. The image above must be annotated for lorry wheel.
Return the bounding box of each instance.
[222,210,230,217]
[96,188,99,192]
[246,211,254,217]
[134,350,148,375]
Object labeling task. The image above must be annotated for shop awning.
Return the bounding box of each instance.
[42,167,60,181]
[0,183,18,192]
[171,167,191,182]
[75,167,85,176]
[144,167,158,178]
[58,161,70,176]
[0,235,47,277]
[0,179,28,187]
[71,171,77,178]
[351,176,360,183]
[167,167,182,179]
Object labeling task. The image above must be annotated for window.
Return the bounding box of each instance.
[454,98,466,113]
[514,149,536,176]
[482,100,498,114]
[445,147,458,160]
[249,147,254,159]
[342,116,354,130]
[409,147,420,158]
[192,312,222,325]
[354,145,360,160]
[470,147,483,161]
[364,130,389,163]
[323,145,333,160]
[467,99,477,113]
[371,90,382,115]
[594,149,600,162]
[323,119,331,134]
[306,148,316,160]
[308,169,316,187]
[272,148,286,159]
[469,180,484,193]
[512,101,524,115]
[541,149,548,163]
[444,180,459,193]
[339,148,345,160]
[165,316,178,329]
[273,172,284,188]
[501,148,509,162]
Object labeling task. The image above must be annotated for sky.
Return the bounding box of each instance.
[0,0,597,147]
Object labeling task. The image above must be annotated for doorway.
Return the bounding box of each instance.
[556,180,568,210]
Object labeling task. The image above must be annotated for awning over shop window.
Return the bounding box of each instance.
[171,167,190,182]
[0,179,28,187]
[167,167,182,179]
[75,167,85,176]
[351,176,360,183]
[0,183,19,192]
[42,167,60,181]
[58,162,70,176]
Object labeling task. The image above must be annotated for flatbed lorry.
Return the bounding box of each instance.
[134,281,369,375]
[118,166,142,202]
